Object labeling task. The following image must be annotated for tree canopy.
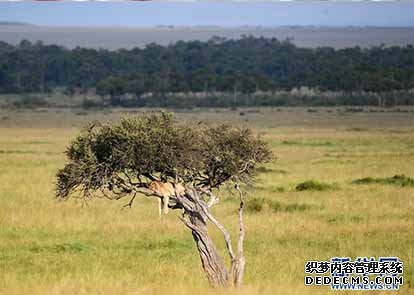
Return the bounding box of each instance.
[56,112,271,201]
[1,37,414,100]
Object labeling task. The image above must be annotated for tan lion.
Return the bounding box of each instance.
[148,181,185,216]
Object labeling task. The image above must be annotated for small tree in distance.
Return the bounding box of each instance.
[55,112,271,288]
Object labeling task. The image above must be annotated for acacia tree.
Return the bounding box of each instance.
[55,112,271,288]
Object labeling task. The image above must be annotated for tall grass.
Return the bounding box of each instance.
[0,109,413,294]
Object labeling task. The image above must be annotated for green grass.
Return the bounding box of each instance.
[245,197,313,213]
[0,107,413,294]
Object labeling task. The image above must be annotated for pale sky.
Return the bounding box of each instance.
[0,1,413,27]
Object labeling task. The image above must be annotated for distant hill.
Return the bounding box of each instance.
[0,24,413,49]
[0,21,32,26]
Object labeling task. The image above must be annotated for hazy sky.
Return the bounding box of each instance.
[0,1,413,27]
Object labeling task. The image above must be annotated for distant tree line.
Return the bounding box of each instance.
[1,36,414,107]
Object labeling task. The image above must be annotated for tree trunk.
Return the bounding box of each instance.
[189,214,229,287]
[177,188,229,287]
[174,186,246,288]
[231,256,246,287]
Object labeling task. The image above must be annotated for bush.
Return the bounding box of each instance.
[13,95,49,108]
[256,166,273,173]
[296,180,336,191]
[345,107,364,113]
[245,197,266,213]
[346,127,367,132]
[81,99,102,109]
[352,174,414,187]
[283,203,312,212]
[270,186,286,193]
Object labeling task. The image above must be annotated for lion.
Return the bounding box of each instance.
[148,181,185,216]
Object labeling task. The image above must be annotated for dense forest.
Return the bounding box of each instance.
[1,36,414,107]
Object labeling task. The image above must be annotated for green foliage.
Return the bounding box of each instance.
[295,180,337,191]
[56,112,271,199]
[1,38,414,107]
[352,174,414,187]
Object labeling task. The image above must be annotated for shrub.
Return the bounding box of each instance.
[256,166,273,173]
[296,180,336,191]
[245,197,266,213]
[81,99,102,109]
[352,174,414,187]
[281,140,298,145]
[345,107,364,113]
[270,186,286,193]
[346,127,367,132]
[281,140,333,147]
[283,203,312,212]
[13,95,49,108]
[269,200,282,212]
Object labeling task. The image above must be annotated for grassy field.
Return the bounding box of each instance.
[0,107,413,294]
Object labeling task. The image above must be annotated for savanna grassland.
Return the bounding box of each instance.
[0,107,413,294]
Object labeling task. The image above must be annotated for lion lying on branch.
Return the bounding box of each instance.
[148,181,185,216]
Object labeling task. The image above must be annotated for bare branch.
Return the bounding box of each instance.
[189,188,235,262]
[178,215,198,231]
[235,183,245,256]
[121,193,137,210]
[198,187,220,208]
[205,209,235,262]
[238,159,255,174]
[233,182,246,287]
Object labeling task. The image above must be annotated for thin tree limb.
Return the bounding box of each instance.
[121,193,137,210]
[233,182,246,287]
[189,188,235,262]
